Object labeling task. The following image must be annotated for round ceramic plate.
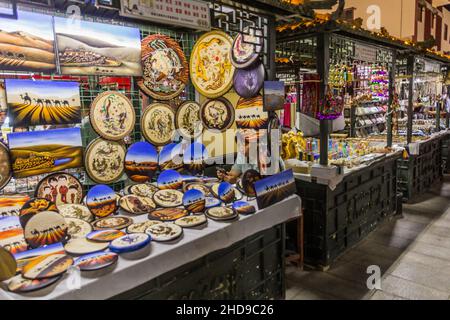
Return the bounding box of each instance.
[75,251,118,272]
[183,142,208,174]
[205,206,237,221]
[141,103,176,146]
[91,216,133,231]
[183,183,211,196]
[86,229,126,242]
[139,34,189,100]
[182,189,205,213]
[205,197,222,209]
[148,208,188,222]
[241,169,261,197]
[232,200,256,215]
[0,142,11,191]
[85,138,126,184]
[190,30,235,98]
[119,195,156,215]
[35,173,83,206]
[89,91,135,141]
[24,211,68,248]
[158,143,184,171]
[58,204,94,223]
[19,198,58,228]
[200,98,235,132]
[175,214,207,228]
[175,101,203,139]
[125,142,158,183]
[153,189,184,208]
[64,238,109,255]
[65,217,92,239]
[0,246,16,281]
[8,274,62,293]
[231,27,263,68]
[235,95,268,130]
[22,254,73,280]
[130,184,159,198]
[157,170,183,190]
[86,185,118,218]
[126,221,162,234]
[109,233,151,254]
[145,222,182,242]
[233,61,265,99]
[217,182,235,203]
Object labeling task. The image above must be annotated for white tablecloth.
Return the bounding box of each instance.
[0,195,301,300]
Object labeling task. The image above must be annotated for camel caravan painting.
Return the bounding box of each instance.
[5,79,81,127]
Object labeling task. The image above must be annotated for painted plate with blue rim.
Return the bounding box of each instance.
[125,141,158,183]
[86,185,118,218]
[109,233,151,253]
[182,189,205,213]
[218,181,235,204]
[157,170,183,190]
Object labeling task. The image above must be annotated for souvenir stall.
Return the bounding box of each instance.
[275,18,411,268]
[0,1,301,300]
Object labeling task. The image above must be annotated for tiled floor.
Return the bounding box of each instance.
[286,175,450,300]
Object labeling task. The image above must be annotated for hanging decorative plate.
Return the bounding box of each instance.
[139,34,189,100]
[22,254,73,280]
[126,221,162,234]
[91,216,133,231]
[233,61,265,99]
[0,246,16,281]
[182,189,205,213]
[0,216,28,255]
[205,197,222,209]
[231,27,263,69]
[158,143,184,171]
[217,181,235,203]
[200,98,235,131]
[109,233,151,254]
[89,91,135,141]
[157,170,183,190]
[235,95,268,129]
[241,169,262,197]
[125,142,158,183]
[58,204,94,223]
[130,183,159,198]
[119,195,156,215]
[64,238,109,255]
[232,201,256,215]
[183,183,212,196]
[0,195,30,218]
[141,103,176,146]
[183,142,208,174]
[0,142,11,191]
[74,251,118,272]
[190,30,235,98]
[8,274,62,293]
[85,138,126,184]
[148,208,188,222]
[35,173,83,206]
[86,185,118,218]
[153,189,184,208]
[145,222,182,242]
[175,214,207,228]
[65,218,92,239]
[24,211,68,249]
[86,229,126,243]
[175,101,203,139]
[19,198,58,229]
[205,207,237,221]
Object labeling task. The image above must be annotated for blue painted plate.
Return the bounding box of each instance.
[183,142,208,174]
[232,201,256,215]
[182,189,205,213]
[158,143,184,171]
[157,170,183,190]
[86,185,118,218]
[204,197,221,209]
[75,251,118,271]
[125,141,158,183]
[109,233,151,254]
[218,181,235,204]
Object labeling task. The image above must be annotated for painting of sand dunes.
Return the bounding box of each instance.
[54,17,142,76]
[0,10,55,72]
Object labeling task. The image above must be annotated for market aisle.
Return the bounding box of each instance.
[286,175,450,300]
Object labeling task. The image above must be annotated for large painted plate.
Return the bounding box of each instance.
[235,95,268,130]
[90,91,135,141]
[233,61,265,99]
[231,27,263,69]
[35,173,83,206]
[124,141,158,183]
[139,34,189,100]
[190,31,235,98]
[141,103,176,146]
[0,142,11,191]
[200,97,235,132]
[175,101,203,139]
[85,138,126,184]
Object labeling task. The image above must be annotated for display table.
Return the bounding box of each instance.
[0,195,301,300]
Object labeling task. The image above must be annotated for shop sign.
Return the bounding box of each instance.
[354,44,377,62]
[120,0,211,31]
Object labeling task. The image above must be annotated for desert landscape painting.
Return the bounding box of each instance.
[254,169,296,209]
[0,10,55,72]
[8,128,83,178]
[5,79,81,126]
[54,17,142,76]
